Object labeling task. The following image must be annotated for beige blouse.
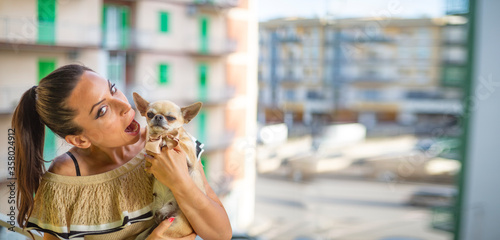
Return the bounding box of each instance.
[26,149,155,240]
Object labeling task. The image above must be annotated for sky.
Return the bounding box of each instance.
[257,0,446,21]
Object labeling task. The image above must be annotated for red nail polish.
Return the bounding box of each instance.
[168,217,175,223]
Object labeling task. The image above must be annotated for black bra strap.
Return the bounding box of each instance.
[66,151,81,176]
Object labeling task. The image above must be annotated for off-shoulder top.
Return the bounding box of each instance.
[25,137,204,240]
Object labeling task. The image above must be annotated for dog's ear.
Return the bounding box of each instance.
[181,102,202,124]
[133,92,150,117]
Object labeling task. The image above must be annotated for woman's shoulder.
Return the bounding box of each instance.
[47,152,78,176]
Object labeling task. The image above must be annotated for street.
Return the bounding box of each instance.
[250,174,453,240]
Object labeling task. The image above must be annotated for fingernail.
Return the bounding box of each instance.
[168,217,175,223]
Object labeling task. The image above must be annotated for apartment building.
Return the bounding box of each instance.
[0,0,257,231]
[259,17,462,132]
[258,18,333,127]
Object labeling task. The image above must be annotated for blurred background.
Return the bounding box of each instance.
[1,0,499,240]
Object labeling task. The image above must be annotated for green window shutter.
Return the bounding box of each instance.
[158,64,170,85]
[38,59,57,167]
[198,63,208,101]
[199,17,209,53]
[120,6,130,48]
[38,60,56,79]
[102,5,108,46]
[159,12,170,33]
[38,0,56,44]
[198,110,207,144]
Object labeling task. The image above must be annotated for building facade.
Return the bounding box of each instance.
[0,0,257,232]
[258,17,462,134]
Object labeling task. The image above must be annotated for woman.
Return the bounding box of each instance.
[12,64,232,240]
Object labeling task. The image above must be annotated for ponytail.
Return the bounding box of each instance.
[11,64,91,229]
[11,86,47,228]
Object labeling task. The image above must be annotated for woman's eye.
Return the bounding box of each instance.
[147,112,155,119]
[110,84,117,94]
[97,106,108,118]
[166,116,176,121]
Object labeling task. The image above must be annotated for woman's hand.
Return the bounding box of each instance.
[144,146,190,190]
[146,218,197,240]
[145,145,232,240]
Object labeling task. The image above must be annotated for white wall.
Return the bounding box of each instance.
[57,0,101,46]
[460,0,500,239]
[0,0,37,44]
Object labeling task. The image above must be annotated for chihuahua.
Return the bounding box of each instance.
[133,92,206,239]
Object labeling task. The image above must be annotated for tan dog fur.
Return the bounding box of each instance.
[133,92,206,239]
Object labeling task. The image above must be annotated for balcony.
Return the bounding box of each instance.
[339,34,393,43]
[187,0,239,15]
[185,37,238,57]
[0,17,100,49]
[278,35,302,43]
[306,99,334,113]
[349,76,396,84]
[279,77,302,87]
[127,84,236,108]
[197,85,237,105]
[101,28,238,57]
[202,131,236,153]
[400,99,462,114]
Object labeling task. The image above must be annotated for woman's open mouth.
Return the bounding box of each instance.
[125,119,140,136]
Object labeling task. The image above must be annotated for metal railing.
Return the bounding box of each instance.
[0,16,100,47]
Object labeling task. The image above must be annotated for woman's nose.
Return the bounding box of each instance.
[115,97,132,116]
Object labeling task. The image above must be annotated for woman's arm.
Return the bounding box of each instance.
[145,147,232,240]
[174,160,232,240]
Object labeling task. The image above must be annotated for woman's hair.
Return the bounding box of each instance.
[11,64,94,228]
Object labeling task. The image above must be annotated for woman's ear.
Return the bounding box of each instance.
[65,134,91,148]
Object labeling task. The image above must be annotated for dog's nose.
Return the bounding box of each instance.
[154,115,164,121]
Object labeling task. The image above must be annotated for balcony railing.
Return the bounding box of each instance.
[349,76,396,83]
[0,17,236,56]
[202,131,236,152]
[0,17,100,47]
[185,37,238,56]
[127,84,236,108]
[278,35,302,43]
[187,0,239,15]
[401,99,462,114]
[279,77,302,83]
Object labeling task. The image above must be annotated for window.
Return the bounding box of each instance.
[38,0,56,44]
[198,63,208,100]
[285,90,295,101]
[158,63,170,85]
[159,11,170,33]
[199,16,209,53]
[38,59,57,167]
[307,90,323,100]
[363,90,380,101]
[102,5,130,48]
[198,110,207,144]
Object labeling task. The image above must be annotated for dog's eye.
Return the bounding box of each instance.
[166,116,176,121]
[147,112,155,119]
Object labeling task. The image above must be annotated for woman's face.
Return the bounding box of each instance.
[66,71,141,149]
